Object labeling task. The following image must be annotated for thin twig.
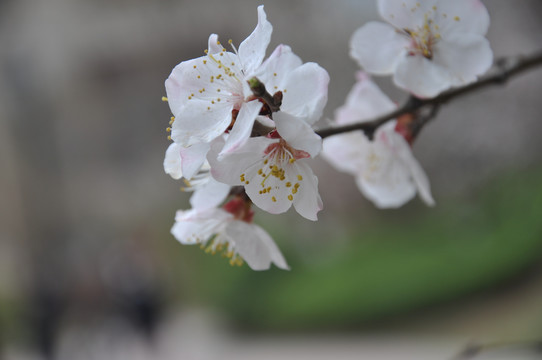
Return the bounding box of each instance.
[315,50,542,139]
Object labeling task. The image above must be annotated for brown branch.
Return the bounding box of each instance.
[316,50,542,139]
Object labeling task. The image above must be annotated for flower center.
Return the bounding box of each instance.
[405,14,441,59]
[240,136,309,203]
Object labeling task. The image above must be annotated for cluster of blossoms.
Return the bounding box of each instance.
[163,0,492,270]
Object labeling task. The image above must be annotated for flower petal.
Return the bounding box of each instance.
[433,33,492,86]
[391,130,435,206]
[378,0,432,29]
[223,221,289,271]
[254,44,303,90]
[189,177,231,211]
[322,131,370,175]
[244,162,294,215]
[252,224,289,270]
[208,137,273,185]
[279,62,329,125]
[274,112,322,158]
[171,208,230,245]
[291,162,322,221]
[335,72,397,125]
[171,99,233,146]
[219,100,262,159]
[350,21,410,75]
[164,143,183,180]
[356,165,417,209]
[180,142,211,180]
[393,55,452,98]
[434,0,490,36]
[238,5,273,75]
[207,34,223,54]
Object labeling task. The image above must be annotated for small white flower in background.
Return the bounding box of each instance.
[171,196,289,271]
[350,0,493,98]
[208,113,323,221]
[322,72,434,208]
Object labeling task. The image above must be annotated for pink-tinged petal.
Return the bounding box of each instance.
[219,100,262,159]
[350,22,410,75]
[208,137,274,185]
[223,221,289,271]
[171,208,230,245]
[238,5,273,75]
[335,72,397,125]
[171,99,233,146]
[322,132,370,175]
[164,143,183,180]
[179,142,210,180]
[189,177,231,211]
[433,33,492,86]
[435,0,490,36]
[274,112,322,158]
[291,162,322,221]
[393,55,452,98]
[279,62,329,125]
[207,34,223,54]
[254,44,303,89]
[378,0,433,29]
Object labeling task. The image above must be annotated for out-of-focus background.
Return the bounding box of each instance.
[1,0,542,359]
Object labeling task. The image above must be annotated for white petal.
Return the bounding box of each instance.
[254,44,303,90]
[207,34,223,54]
[164,143,183,180]
[393,55,452,98]
[357,167,417,209]
[335,72,397,125]
[252,224,289,270]
[190,177,231,210]
[208,137,273,185]
[322,132,370,175]
[434,0,490,36]
[219,100,262,159]
[166,52,246,146]
[274,112,322,158]
[378,0,433,29]
[223,221,289,271]
[238,5,273,75]
[165,54,241,115]
[391,131,435,206]
[350,22,410,75]
[180,142,211,180]
[291,162,322,221]
[279,62,329,125]
[245,161,294,215]
[171,208,230,245]
[171,99,233,146]
[433,33,492,86]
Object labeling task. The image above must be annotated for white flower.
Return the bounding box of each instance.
[208,113,323,221]
[350,0,493,98]
[171,196,289,271]
[165,5,328,159]
[322,72,434,208]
